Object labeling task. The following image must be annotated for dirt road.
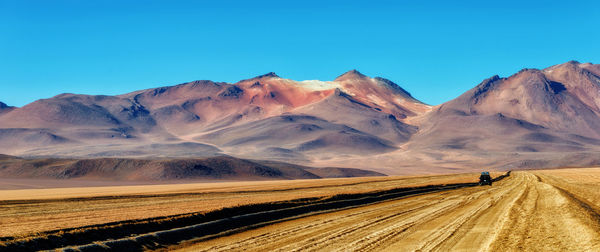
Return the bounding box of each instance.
[178,171,600,251]
[0,173,486,238]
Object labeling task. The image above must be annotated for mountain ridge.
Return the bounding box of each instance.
[1,61,599,175]
[0,155,384,180]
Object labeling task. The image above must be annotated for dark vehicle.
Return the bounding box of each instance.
[479,172,492,186]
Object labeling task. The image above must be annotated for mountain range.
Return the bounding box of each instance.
[1,61,600,175]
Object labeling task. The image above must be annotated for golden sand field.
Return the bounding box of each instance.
[0,172,487,237]
[176,169,600,252]
[1,169,599,251]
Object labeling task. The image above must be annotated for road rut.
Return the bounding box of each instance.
[179,172,600,252]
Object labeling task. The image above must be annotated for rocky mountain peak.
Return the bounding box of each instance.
[335,69,368,81]
[254,72,279,79]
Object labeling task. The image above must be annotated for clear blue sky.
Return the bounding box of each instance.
[1,0,599,107]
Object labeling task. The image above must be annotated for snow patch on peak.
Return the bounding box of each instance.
[298,80,341,91]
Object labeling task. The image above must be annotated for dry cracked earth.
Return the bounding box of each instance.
[178,171,600,252]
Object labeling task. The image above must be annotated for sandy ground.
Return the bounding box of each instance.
[176,170,600,252]
[0,177,235,190]
[0,173,485,237]
[2,169,598,251]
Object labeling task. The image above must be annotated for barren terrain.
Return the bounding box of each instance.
[177,169,600,252]
[1,169,599,251]
[0,172,482,238]
[3,62,600,173]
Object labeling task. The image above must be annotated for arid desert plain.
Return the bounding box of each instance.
[0,168,599,251]
[3,1,600,250]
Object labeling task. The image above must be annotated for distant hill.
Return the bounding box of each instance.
[0,155,384,180]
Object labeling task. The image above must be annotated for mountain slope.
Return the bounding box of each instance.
[436,62,600,138]
[401,61,600,170]
[197,114,398,161]
[1,61,600,176]
[293,89,419,143]
[0,155,384,180]
[0,102,14,115]
[0,70,427,164]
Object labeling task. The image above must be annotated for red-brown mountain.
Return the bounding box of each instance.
[400,61,600,172]
[1,61,600,175]
[0,70,428,169]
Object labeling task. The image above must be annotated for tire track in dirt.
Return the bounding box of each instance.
[2,178,495,252]
[377,173,523,252]
[345,187,506,252]
[176,171,600,252]
[194,191,460,252]
[490,173,600,251]
[215,174,507,252]
[283,193,467,252]
[183,174,519,252]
